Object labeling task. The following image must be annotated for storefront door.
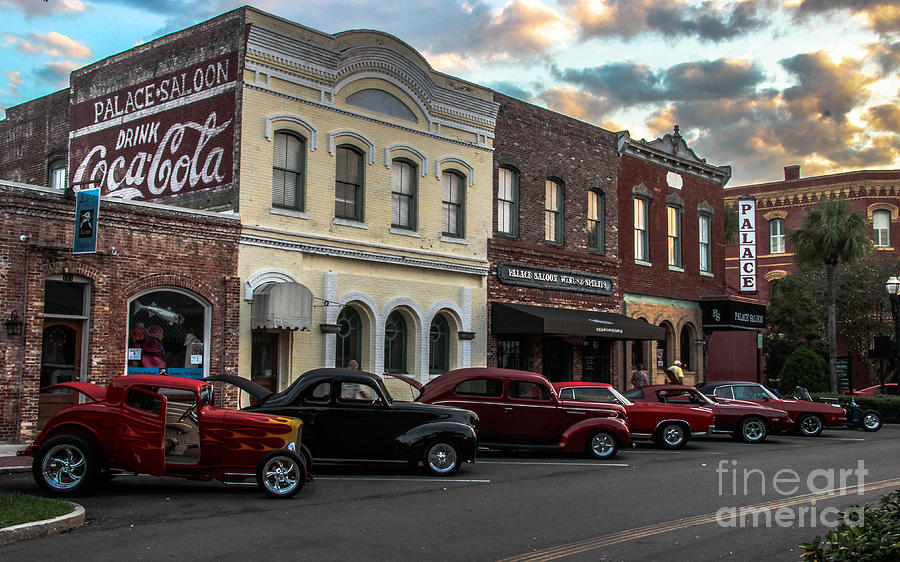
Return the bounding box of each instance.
[582,338,610,383]
[251,332,279,394]
[542,337,571,382]
[38,319,83,428]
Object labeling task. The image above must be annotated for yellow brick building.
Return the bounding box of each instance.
[237,10,497,392]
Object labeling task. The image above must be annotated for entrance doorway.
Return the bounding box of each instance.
[251,332,280,394]
[39,319,83,427]
[542,337,572,382]
[582,338,610,383]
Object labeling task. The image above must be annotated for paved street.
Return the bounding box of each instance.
[2,426,899,561]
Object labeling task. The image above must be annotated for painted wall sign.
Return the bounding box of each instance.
[738,196,756,292]
[68,52,237,201]
[497,262,614,295]
[73,188,100,254]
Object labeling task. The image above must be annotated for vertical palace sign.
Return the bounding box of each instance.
[68,52,237,201]
[738,196,757,292]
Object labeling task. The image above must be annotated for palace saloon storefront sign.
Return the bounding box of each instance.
[68,53,237,201]
[497,262,614,295]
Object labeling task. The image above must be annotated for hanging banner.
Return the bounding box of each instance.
[738,196,756,292]
[73,188,100,254]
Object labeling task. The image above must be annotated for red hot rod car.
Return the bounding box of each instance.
[18,375,308,498]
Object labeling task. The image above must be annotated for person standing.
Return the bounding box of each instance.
[631,364,649,389]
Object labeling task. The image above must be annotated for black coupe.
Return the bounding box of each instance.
[208,368,479,476]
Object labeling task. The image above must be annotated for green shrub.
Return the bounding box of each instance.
[800,489,900,560]
[778,345,829,394]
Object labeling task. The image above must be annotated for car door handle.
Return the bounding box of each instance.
[504,407,513,412]
[566,410,586,415]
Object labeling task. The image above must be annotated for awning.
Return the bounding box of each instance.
[492,302,665,340]
[251,282,313,331]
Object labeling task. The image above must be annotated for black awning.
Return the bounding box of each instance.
[492,302,665,340]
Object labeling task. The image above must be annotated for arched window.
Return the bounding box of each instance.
[545,179,564,243]
[680,324,695,371]
[873,210,891,247]
[335,145,364,221]
[272,131,305,210]
[384,311,407,373]
[442,171,465,237]
[128,289,209,378]
[335,306,362,370]
[392,159,417,230]
[429,315,450,374]
[634,196,649,262]
[588,189,605,251]
[497,167,518,236]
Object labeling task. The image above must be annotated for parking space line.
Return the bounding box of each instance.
[314,477,491,483]
[478,461,629,467]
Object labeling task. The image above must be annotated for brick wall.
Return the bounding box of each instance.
[0,90,69,186]
[0,182,242,442]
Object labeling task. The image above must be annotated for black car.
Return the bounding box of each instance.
[209,368,479,476]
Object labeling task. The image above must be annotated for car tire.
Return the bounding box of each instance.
[861,410,882,432]
[33,434,101,496]
[422,440,460,476]
[256,450,305,499]
[655,422,688,449]
[796,414,824,437]
[586,431,618,459]
[736,417,768,443]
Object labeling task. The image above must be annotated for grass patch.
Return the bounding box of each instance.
[0,493,74,528]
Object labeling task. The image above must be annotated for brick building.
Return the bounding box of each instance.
[0,180,241,442]
[616,127,736,385]
[487,93,663,385]
[721,166,900,386]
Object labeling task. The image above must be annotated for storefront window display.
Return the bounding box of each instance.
[127,290,208,378]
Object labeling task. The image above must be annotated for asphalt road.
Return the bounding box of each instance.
[2,426,899,561]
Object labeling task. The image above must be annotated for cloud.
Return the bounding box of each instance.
[0,0,87,17]
[537,86,617,121]
[486,80,534,102]
[564,0,772,42]
[779,51,876,122]
[866,102,900,130]
[4,32,92,59]
[1,70,24,97]
[791,1,900,34]
[552,58,765,108]
[35,60,82,87]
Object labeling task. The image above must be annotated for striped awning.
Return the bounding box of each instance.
[251,282,313,331]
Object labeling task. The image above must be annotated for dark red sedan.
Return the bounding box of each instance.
[552,382,715,449]
[624,384,792,443]
[417,368,631,459]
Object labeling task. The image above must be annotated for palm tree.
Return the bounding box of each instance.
[788,199,873,392]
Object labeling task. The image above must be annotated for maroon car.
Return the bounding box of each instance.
[416,368,630,459]
[18,375,308,498]
[624,384,792,443]
[553,382,715,449]
[696,381,846,436]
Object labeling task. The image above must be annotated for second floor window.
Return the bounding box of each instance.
[49,159,66,191]
[442,171,465,237]
[335,146,363,221]
[769,218,786,253]
[873,210,891,247]
[273,132,305,210]
[391,160,416,230]
[497,167,518,236]
[588,189,605,251]
[667,205,682,267]
[634,197,649,262]
[545,179,563,243]
[699,214,712,272]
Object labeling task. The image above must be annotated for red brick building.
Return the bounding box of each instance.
[616,127,738,385]
[0,180,241,442]
[722,166,900,386]
[488,93,664,384]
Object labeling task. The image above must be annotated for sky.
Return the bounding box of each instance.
[1,0,898,186]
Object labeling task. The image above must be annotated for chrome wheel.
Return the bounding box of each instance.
[739,417,767,443]
[797,414,823,437]
[657,423,687,449]
[587,432,617,459]
[862,412,882,432]
[257,452,303,499]
[42,443,87,491]
[424,441,459,476]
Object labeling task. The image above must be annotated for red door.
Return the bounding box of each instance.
[505,379,558,444]
[115,387,166,476]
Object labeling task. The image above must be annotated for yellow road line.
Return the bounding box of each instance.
[498,477,900,562]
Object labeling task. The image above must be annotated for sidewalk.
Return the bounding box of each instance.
[0,444,30,473]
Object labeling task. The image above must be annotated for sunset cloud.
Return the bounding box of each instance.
[0,0,88,17]
[35,60,82,87]
[4,32,92,59]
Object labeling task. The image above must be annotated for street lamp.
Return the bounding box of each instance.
[886,276,900,392]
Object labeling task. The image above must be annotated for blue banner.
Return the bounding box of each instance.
[73,188,100,254]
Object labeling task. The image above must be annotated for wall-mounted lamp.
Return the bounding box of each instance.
[5,310,23,337]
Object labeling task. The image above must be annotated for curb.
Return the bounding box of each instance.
[0,502,85,546]
[0,466,30,475]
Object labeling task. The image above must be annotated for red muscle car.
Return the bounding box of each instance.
[18,375,308,498]
[552,382,715,449]
[416,368,630,459]
[624,384,792,443]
